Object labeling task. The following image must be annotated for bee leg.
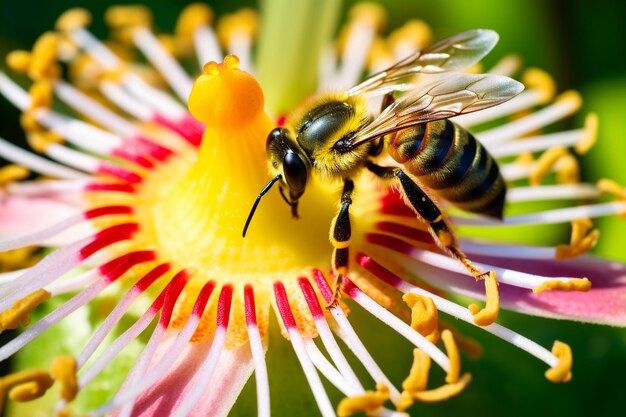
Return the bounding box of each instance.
[367,162,488,280]
[328,178,355,309]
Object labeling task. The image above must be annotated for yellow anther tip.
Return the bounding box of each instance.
[410,373,472,403]
[403,293,439,340]
[6,371,54,402]
[366,37,392,69]
[0,165,30,185]
[556,89,583,110]
[0,289,51,332]
[216,9,258,46]
[575,112,599,154]
[349,2,387,31]
[545,341,573,383]
[533,277,591,293]
[55,8,91,32]
[189,54,264,127]
[388,20,433,50]
[469,271,499,326]
[105,5,152,29]
[51,355,78,402]
[6,50,32,74]
[441,329,460,384]
[522,68,556,104]
[336,383,390,417]
[176,3,214,40]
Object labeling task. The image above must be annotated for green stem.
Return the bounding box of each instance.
[256,0,342,115]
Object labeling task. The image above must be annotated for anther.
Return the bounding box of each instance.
[6,50,32,74]
[388,20,433,55]
[575,113,599,154]
[336,383,389,417]
[468,271,500,326]
[0,370,54,404]
[398,348,430,411]
[50,356,78,402]
[0,289,51,332]
[533,277,591,294]
[554,218,599,260]
[29,32,61,80]
[175,3,214,42]
[55,8,92,33]
[349,2,387,32]
[409,373,472,403]
[545,341,573,383]
[0,164,30,186]
[529,146,569,186]
[522,68,556,104]
[403,293,439,343]
[216,9,258,48]
[555,153,580,184]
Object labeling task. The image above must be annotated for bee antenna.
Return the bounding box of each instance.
[242,174,282,237]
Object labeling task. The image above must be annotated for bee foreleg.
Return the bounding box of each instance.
[328,178,355,309]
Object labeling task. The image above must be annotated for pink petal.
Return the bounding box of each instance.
[126,341,254,417]
[0,193,90,246]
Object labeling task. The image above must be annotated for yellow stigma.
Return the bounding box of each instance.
[545,341,573,383]
[189,55,264,128]
[134,55,338,316]
[468,271,500,326]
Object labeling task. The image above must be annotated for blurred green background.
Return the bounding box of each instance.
[1,0,625,416]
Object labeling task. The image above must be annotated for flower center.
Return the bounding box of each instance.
[140,55,339,284]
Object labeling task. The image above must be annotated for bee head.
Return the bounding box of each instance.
[266,127,310,218]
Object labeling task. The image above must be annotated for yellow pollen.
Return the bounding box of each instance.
[545,341,573,383]
[0,247,41,273]
[0,369,54,405]
[176,3,214,42]
[6,50,32,74]
[366,37,392,69]
[50,356,78,402]
[441,323,483,359]
[554,218,599,260]
[555,153,580,184]
[216,9,258,47]
[349,2,387,31]
[402,293,439,343]
[533,278,591,294]
[400,349,431,403]
[529,146,569,186]
[55,8,91,32]
[575,112,599,154]
[336,383,389,417]
[522,68,556,104]
[0,289,51,332]
[29,32,61,81]
[105,5,152,29]
[409,373,472,403]
[468,271,500,326]
[441,329,460,384]
[0,164,30,185]
[388,20,433,52]
[555,89,583,110]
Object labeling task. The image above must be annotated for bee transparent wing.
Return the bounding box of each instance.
[350,73,524,147]
[347,29,499,97]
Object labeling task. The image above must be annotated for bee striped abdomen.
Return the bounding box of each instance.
[389,119,506,219]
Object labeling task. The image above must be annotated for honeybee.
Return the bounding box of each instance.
[243,29,524,304]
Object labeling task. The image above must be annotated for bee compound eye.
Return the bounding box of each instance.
[266,127,289,151]
[283,151,307,196]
